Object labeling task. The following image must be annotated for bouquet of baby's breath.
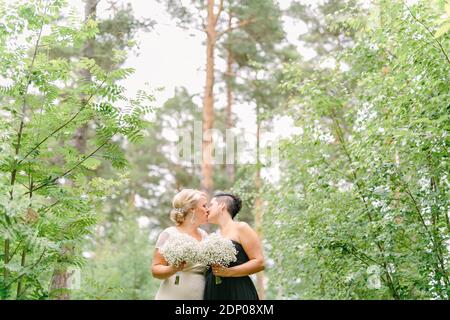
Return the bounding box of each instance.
[159,233,200,285]
[198,233,237,285]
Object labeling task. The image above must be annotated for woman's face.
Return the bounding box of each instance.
[193,196,209,226]
[206,198,222,224]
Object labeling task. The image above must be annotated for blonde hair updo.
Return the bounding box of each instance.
[170,189,206,225]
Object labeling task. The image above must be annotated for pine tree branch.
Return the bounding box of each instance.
[217,18,256,39]
[200,14,207,32]
[214,0,224,26]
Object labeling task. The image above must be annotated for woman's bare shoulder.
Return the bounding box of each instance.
[236,221,251,230]
[236,221,258,238]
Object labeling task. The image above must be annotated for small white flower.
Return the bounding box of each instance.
[355,103,377,132]
[417,176,429,191]
[373,185,389,196]
[371,199,384,208]
[198,233,237,267]
[159,233,201,267]
[387,263,396,274]
[367,275,381,289]
[307,167,320,176]
[82,251,95,259]
[337,179,354,192]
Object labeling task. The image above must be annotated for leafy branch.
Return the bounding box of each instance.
[27,131,117,194]
[5,0,50,286]
[403,1,450,65]
[331,112,401,299]
[18,79,107,165]
[217,18,256,39]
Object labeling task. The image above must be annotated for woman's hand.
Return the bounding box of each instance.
[170,261,186,275]
[211,264,233,277]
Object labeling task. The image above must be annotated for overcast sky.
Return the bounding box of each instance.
[108,0,312,107]
[95,0,309,177]
[95,0,310,144]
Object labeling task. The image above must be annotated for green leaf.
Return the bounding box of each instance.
[435,22,450,38]
[81,157,101,170]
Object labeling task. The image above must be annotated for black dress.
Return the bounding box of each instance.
[203,240,259,300]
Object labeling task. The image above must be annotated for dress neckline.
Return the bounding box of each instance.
[230,239,243,247]
[172,226,204,242]
[216,229,242,246]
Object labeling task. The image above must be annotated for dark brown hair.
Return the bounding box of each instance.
[213,193,242,219]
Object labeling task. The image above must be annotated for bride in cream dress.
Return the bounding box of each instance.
[151,189,209,300]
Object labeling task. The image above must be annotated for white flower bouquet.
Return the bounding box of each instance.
[198,233,237,285]
[159,233,200,285]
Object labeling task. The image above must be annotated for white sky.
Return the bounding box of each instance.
[107,0,310,142]
[110,0,313,109]
[95,0,308,180]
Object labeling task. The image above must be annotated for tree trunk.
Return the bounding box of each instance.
[254,104,265,299]
[201,0,217,196]
[49,264,73,300]
[72,0,97,154]
[225,8,235,184]
[50,0,97,300]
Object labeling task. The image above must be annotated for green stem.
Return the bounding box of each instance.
[17,176,33,299]
[18,79,106,165]
[332,113,400,299]
[16,248,27,299]
[403,1,450,65]
[4,249,46,290]
[7,241,22,263]
[403,185,449,290]
[39,201,61,215]
[3,240,9,288]
[3,2,48,288]
[28,133,115,194]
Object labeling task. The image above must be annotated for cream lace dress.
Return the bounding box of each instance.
[154,226,208,300]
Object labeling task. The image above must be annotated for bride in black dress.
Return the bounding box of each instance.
[204,193,264,300]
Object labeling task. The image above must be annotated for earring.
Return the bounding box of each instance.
[190,212,196,224]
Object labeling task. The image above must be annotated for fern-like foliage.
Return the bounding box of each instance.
[0,0,154,300]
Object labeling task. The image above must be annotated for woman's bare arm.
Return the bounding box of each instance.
[151,249,185,279]
[213,222,265,277]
